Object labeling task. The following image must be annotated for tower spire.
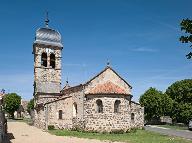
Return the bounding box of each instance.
[45,11,49,28]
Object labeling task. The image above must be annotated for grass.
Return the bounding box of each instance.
[49,129,192,143]
[156,124,188,130]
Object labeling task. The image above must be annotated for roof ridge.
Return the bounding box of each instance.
[84,66,132,88]
[61,84,83,93]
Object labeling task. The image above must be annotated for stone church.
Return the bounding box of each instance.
[33,18,144,132]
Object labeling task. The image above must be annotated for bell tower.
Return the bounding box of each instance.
[33,15,63,105]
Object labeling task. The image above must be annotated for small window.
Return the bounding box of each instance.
[41,52,47,67]
[114,100,121,113]
[50,53,55,68]
[96,99,103,113]
[59,110,62,119]
[73,102,77,117]
[131,113,135,121]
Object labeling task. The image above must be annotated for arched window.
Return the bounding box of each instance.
[50,53,55,68]
[96,99,103,113]
[114,100,121,113]
[73,102,77,117]
[59,110,62,119]
[41,52,47,67]
[131,113,135,121]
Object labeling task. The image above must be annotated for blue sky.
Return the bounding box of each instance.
[0,0,192,101]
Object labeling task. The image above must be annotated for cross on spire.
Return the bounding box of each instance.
[107,59,110,67]
[66,77,69,84]
[45,11,49,27]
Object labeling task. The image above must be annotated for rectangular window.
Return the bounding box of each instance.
[59,110,62,119]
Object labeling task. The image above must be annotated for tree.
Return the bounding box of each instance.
[139,87,173,121]
[166,79,192,124]
[160,93,173,116]
[3,93,21,118]
[27,98,34,113]
[179,18,192,59]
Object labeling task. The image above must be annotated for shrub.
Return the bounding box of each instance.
[126,128,137,133]
[110,129,125,134]
[48,125,55,130]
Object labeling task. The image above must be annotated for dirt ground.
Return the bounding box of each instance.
[6,122,122,143]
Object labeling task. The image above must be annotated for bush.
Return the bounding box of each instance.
[71,126,83,132]
[126,128,137,133]
[110,129,125,134]
[48,125,55,130]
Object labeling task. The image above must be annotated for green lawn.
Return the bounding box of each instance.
[156,125,188,130]
[49,129,192,143]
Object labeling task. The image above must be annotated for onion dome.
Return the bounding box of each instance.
[34,13,63,48]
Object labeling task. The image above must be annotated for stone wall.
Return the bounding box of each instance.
[34,90,144,132]
[84,94,133,132]
[130,101,144,129]
[71,88,85,129]
[46,96,73,129]
[34,46,62,94]
[34,106,46,129]
[45,86,85,130]
[34,95,59,129]
[33,44,62,128]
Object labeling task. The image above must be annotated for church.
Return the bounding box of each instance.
[33,17,144,132]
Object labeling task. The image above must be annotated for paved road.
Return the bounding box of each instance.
[5,122,123,143]
[145,125,192,140]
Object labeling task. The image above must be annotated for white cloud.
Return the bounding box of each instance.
[130,47,159,53]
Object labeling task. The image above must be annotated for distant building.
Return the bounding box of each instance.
[0,91,5,110]
[14,100,30,118]
[33,17,144,132]
[0,93,4,104]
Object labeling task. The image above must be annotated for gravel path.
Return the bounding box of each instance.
[6,122,123,143]
[145,125,192,140]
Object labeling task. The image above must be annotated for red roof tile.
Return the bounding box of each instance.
[88,81,127,95]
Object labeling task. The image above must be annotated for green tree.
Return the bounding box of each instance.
[160,93,173,116]
[27,98,34,113]
[139,87,173,121]
[180,18,192,59]
[3,93,21,118]
[166,79,192,124]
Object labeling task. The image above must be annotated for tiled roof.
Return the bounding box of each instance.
[61,66,132,93]
[87,81,128,95]
[62,83,71,91]
[61,84,83,94]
